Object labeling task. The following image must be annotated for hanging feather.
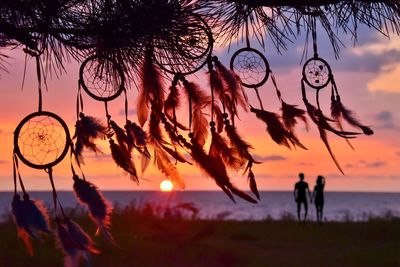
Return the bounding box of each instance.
[248,169,260,200]
[125,120,151,174]
[110,120,128,150]
[56,218,99,267]
[74,113,108,164]
[140,49,165,115]
[154,145,185,190]
[330,98,355,150]
[192,107,209,147]
[209,130,243,170]
[125,120,148,151]
[164,82,187,130]
[281,101,308,131]
[110,139,138,184]
[136,87,149,127]
[331,96,373,135]
[213,57,248,112]
[22,194,51,237]
[305,101,350,174]
[11,194,51,256]
[189,140,257,204]
[224,122,260,199]
[306,101,359,138]
[12,194,33,256]
[72,175,115,245]
[182,79,210,107]
[250,107,307,150]
[161,144,192,165]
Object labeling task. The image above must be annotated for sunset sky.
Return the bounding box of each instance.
[0,25,399,192]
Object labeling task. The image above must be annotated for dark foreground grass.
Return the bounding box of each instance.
[1,204,400,267]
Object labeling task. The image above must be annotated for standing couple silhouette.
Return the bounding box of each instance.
[294,173,325,223]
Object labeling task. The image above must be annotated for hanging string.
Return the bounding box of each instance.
[254,87,264,110]
[47,167,60,218]
[69,143,86,181]
[13,154,27,196]
[124,88,128,122]
[316,89,321,110]
[245,19,251,49]
[76,81,84,120]
[311,16,318,58]
[35,54,43,112]
[105,101,111,129]
[208,59,215,121]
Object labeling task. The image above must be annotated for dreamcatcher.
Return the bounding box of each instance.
[76,54,147,184]
[230,21,308,148]
[11,49,100,265]
[300,16,373,173]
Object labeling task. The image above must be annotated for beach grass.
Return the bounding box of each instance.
[1,204,400,267]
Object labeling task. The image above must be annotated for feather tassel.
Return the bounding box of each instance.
[109,139,138,184]
[213,57,248,112]
[140,49,165,114]
[72,175,115,245]
[248,169,260,200]
[74,113,108,164]
[136,87,149,127]
[164,83,188,130]
[281,101,308,131]
[192,107,209,147]
[250,107,307,150]
[56,218,99,267]
[11,194,51,256]
[154,145,185,190]
[209,130,243,170]
[331,96,373,135]
[189,140,257,204]
[110,120,129,151]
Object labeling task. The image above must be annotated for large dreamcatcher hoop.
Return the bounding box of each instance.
[153,13,213,75]
[14,111,71,170]
[79,55,125,102]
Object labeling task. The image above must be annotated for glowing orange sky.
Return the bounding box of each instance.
[0,28,399,192]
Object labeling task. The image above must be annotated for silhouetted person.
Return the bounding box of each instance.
[294,173,312,222]
[313,175,325,224]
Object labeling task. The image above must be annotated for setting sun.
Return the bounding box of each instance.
[160,180,174,192]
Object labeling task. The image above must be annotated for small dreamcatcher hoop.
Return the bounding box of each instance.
[230,47,270,89]
[302,56,332,90]
[79,55,125,102]
[14,111,71,170]
[153,13,213,75]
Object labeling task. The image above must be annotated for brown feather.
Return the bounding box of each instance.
[209,130,243,170]
[331,97,373,135]
[136,88,149,127]
[214,58,248,112]
[109,139,138,184]
[161,144,192,165]
[74,113,108,164]
[306,101,359,138]
[140,49,165,115]
[164,83,188,130]
[189,140,257,204]
[192,107,209,147]
[248,169,260,200]
[281,101,308,131]
[251,107,307,150]
[154,144,185,190]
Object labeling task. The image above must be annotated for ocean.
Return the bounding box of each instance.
[1,191,400,222]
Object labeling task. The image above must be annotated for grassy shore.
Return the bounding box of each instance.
[1,204,400,267]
